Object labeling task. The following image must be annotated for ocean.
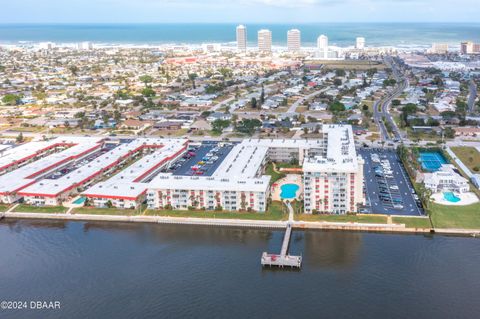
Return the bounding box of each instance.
[0,23,480,48]
[0,219,479,319]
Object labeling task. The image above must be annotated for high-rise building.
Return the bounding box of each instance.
[77,41,93,50]
[460,41,480,54]
[258,29,272,53]
[317,34,328,59]
[287,29,301,52]
[356,37,365,50]
[430,43,449,54]
[236,25,247,52]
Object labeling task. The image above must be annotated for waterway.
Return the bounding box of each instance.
[0,219,479,319]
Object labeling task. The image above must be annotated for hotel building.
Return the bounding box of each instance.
[287,29,301,52]
[258,29,272,53]
[236,25,247,52]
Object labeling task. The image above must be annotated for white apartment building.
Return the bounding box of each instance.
[317,35,329,59]
[356,37,365,50]
[258,29,272,53]
[3,125,364,214]
[302,125,365,214]
[236,25,247,52]
[423,164,469,194]
[287,29,301,52]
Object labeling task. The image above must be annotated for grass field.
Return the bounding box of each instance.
[72,207,141,215]
[144,201,288,221]
[0,204,10,212]
[451,146,480,172]
[430,202,480,229]
[295,214,387,224]
[14,204,67,213]
[392,217,432,229]
[265,162,286,185]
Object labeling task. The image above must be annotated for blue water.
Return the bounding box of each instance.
[73,197,86,205]
[419,151,448,172]
[280,183,299,199]
[444,192,461,203]
[1,23,480,47]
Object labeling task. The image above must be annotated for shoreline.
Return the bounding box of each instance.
[3,211,480,238]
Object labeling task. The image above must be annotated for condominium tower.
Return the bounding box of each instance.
[258,29,272,53]
[236,25,247,52]
[356,37,365,50]
[287,29,301,52]
[317,34,328,59]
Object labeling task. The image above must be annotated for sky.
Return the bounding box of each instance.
[2,0,480,23]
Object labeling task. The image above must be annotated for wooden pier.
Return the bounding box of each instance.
[261,223,302,268]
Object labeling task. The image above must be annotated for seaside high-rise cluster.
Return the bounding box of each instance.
[235,24,366,55]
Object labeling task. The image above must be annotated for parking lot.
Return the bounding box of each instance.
[171,142,235,177]
[359,148,424,216]
[43,144,118,180]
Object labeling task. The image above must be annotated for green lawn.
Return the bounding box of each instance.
[0,204,10,212]
[392,217,432,229]
[72,207,141,216]
[144,201,288,221]
[430,202,480,229]
[295,214,388,224]
[14,204,67,214]
[265,163,286,185]
[451,146,480,172]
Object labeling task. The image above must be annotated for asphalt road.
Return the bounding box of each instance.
[468,79,478,114]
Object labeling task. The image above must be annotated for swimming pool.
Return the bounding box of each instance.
[73,197,86,205]
[419,151,448,172]
[443,192,461,203]
[280,184,299,199]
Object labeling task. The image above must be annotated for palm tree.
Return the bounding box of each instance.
[188,73,198,89]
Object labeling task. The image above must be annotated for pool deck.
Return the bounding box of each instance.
[432,192,479,206]
[271,174,303,201]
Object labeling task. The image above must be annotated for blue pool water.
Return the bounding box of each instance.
[443,192,461,203]
[73,197,86,205]
[419,151,448,172]
[280,184,299,199]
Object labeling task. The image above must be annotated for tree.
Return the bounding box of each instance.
[333,78,342,86]
[188,73,198,89]
[139,75,153,86]
[335,69,346,77]
[236,119,262,135]
[392,99,401,106]
[141,87,156,97]
[2,94,21,105]
[69,65,79,76]
[251,97,258,109]
[329,101,346,113]
[16,132,24,143]
[260,85,265,105]
[212,119,231,134]
[444,127,455,139]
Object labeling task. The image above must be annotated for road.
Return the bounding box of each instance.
[287,87,329,113]
[468,79,478,114]
[374,56,409,142]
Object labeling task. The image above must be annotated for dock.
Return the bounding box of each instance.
[261,223,302,268]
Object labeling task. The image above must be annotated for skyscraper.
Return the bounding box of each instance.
[317,34,328,59]
[258,29,272,53]
[356,37,365,50]
[287,29,301,52]
[236,25,247,52]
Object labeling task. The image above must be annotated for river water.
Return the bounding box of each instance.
[0,219,479,319]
